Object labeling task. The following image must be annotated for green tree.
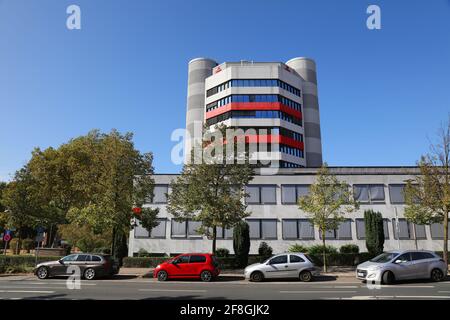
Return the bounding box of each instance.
[298,164,359,272]
[58,223,112,252]
[403,116,450,265]
[0,181,7,213]
[233,221,250,267]
[167,125,254,253]
[364,210,384,255]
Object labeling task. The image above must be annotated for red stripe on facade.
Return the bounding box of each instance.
[205,102,302,120]
[228,134,304,150]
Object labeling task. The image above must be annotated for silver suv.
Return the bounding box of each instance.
[356,250,447,284]
[244,252,320,282]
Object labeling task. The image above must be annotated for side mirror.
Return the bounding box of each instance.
[394,259,403,264]
[58,259,64,264]
[172,260,178,265]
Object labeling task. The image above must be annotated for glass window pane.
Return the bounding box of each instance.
[299,219,314,239]
[246,186,260,204]
[224,227,234,239]
[261,186,276,204]
[171,220,186,237]
[152,185,168,203]
[134,221,150,238]
[296,185,310,198]
[383,219,390,239]
[369,185,385,202]
[414,224,426,239]
[356,219,365,239]
[389,184,405,204]
[282,219,298,239]
[281,185,296,204]
[261,219,277,239]
[187,220,202,236]
[150,219,166,238]
[337,220,352,239]
[430,223,444,239]
[247,220,261,239]
[353,185,369,202]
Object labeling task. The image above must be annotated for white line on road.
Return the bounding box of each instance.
[139,289,207,293]
[0,290,55,294]
[280,290,357,294]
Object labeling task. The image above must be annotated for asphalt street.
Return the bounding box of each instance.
[1,275,450,300]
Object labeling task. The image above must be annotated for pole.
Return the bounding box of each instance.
[35,240,40,267]
[395,207,400,250]
[3,240,7,255]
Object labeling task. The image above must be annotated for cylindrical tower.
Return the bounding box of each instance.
[185,58,217,163]
[285,57,323,167]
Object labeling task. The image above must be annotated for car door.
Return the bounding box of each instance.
[264,255,289,278]
[410,252,434,279]
[71,254,90,275]
[188,255,207,276]
[168,255,191,277]
[391,252,415,280]
[54,254,78,276]
[287,254,306,278]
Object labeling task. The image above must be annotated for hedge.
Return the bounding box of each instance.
[0,255,62,273]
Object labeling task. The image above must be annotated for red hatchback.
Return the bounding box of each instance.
[153,253,221,282]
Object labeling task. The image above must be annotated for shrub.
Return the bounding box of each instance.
[288,244,308,253]
[93,247,111,255]
[137,248,151,257]
[8,238,21,254]
[258,242,273,262]
[215,248,229,257]
[0,255,62,273]
[339,244,359,254]
[365,210,385,256]
[21,239,35,252]
[307,244,337,256]
[233,221,250,268]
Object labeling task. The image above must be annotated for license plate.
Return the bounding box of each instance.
[357,272,365,277]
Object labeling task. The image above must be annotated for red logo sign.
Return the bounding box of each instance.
[213,66,222,74]
[132,207,142,215]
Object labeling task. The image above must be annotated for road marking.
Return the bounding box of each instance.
[280,290,357,294]
[139,289,207,293]
[378,285,435,288]
[6,281,97,286]
[343,295,450,300]
[320,286,359,288]
[0,290,55,294]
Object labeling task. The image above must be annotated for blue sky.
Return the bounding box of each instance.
[0,0,449,181]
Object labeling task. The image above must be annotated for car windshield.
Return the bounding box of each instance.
[369,252,399,263]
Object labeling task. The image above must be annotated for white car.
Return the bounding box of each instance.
[244,252,320,282]
[356,250,447,284]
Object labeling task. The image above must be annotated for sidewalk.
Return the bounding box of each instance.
[118,266,357,278]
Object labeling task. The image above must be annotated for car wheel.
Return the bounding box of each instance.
[431,268,444,282]
[84,268,96,280]
[250,271,264,282]
[382,271,395,285]
[157,270,168,281]
[200,270,213,282]
[36,266,49,279]
[299,270,312,282]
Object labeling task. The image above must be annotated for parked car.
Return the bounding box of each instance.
[34,253,120,280]
[153,253,220,282]
[244,252,320,282]
[356,250,447,284]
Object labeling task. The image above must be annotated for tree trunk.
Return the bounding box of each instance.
[111,227,116,258]
[322,228,327,273]
[212,226,217,254]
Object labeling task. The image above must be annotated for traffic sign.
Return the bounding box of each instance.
[3,233,11,242]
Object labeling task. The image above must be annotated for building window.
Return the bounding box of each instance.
[353,185,385,203]
[355,218,390,240]
[134,218,167,239]
[171,219,203,238]
[281,185,310,204]
[147,185,168,204]
[430,223,450,239]
[246,219,277,239]
[389,184,406,204]
[282,219,314,240]
[216,226,234,239]
[245,185,277,204]
[319,220,352,240]
[171,220,187,238]
[392,218,427,240]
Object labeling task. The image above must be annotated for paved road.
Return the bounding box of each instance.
[1,275,450,300]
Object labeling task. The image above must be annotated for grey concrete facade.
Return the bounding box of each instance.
[128,167,448,257]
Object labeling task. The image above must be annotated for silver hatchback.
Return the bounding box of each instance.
[244,253,320,282]
[356,250,447,284]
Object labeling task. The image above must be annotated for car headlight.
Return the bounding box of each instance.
[156,265,160,269]
[369,266,382,271]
